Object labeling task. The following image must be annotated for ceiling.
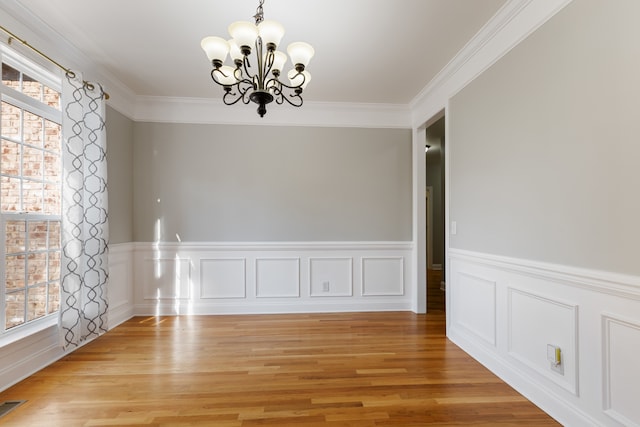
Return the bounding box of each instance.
[10,0,507,106]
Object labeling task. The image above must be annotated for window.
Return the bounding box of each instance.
[1,52,62,333]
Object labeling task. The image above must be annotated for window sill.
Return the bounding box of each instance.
[0,314,58,348]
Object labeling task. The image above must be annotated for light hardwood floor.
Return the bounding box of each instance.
[427,269,445,312]
[0,312,559,426]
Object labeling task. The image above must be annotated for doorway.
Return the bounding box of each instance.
[425,116,445,312]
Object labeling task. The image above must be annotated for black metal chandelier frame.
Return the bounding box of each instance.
[206,0,309,117]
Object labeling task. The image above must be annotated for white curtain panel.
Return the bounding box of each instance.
[60,71,109,349]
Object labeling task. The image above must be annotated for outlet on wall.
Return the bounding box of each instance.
[547,344,564,375]
[322,281,330,292]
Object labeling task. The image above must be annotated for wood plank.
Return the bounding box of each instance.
[0,312,559,426]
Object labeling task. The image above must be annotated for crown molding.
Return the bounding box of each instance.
[134,96,411,128]
[410,0,574,128]
[2,0,573,129]
[0,0,136,118]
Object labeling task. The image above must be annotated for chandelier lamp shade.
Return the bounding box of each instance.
[201,0,314,117]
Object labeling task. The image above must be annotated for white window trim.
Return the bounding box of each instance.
[1,45,63,338]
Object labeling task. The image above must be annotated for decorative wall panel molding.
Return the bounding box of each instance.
[507,288,578,395]
[132,241,412,315]
[602,314,640,427]
[142,258,191,300]
[453,272,496,347]
[256,258,300,298]
[309,257,353,297]
[200,258,246,299]
[362,257,404,296]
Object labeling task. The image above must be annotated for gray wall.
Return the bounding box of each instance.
[106,106,134,244]
[133,123,412,242]
[449,0,640,276]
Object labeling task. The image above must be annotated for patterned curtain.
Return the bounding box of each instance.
[59,71,109,349]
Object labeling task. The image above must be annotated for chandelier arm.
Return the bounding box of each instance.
[275,70,307,91]
[209,68,253,91]
[221,90,244,106]
[270,86,285,105]
[283,92,304,107]
[209,67,232,86]
[238,81,256,105]
[262,51,276,85]
[240,55,258,89]
[208,69,255,105]
[269,84,303,107]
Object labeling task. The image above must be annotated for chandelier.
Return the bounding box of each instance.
[201,0,314,117]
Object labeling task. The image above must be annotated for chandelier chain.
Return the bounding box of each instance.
[253,0,265,24]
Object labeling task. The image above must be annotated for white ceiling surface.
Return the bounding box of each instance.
[12,0,506,106]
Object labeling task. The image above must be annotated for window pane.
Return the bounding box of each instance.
[23,111,44,147]
[5,291,25,329]
[27,284,47,321]
[43,183,61,215]
[5,220,26,254]
[1,63,20,90]
[48,250,60,282]
[5,254,25,291]
[1,138,21,176]
[28,221,48,251]
[22,180,43,212]
[48,282,60,314]
[44,153,60,182]
[1,176,21,212]
[23,145,43,178]
[43,86,61,110]
[1,102,21,140]
[44,120,61,151]
[48,221,61,249]
[27,252,47,286]
[22,74,43,102]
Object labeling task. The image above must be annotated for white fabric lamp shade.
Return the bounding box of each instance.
[287,42,314,67]
[288,69,311,89]
[215,65,238,85]
[201,36,229,63]
[228,21,258,49]
[258,20,285,48]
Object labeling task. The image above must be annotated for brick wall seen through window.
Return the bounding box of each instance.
[1,59,62,331]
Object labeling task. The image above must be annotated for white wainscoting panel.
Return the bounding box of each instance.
[133,242,412,315]
[448,248,640,427]
[200,258,246,299]
[256,258,300,298]
[142,257,191,300]
[108,243,134,328]
[508,288,578,395]
[603,314,640,427]
[309,257,353,297]
[361,257,404,296]
[453,272,496,347]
